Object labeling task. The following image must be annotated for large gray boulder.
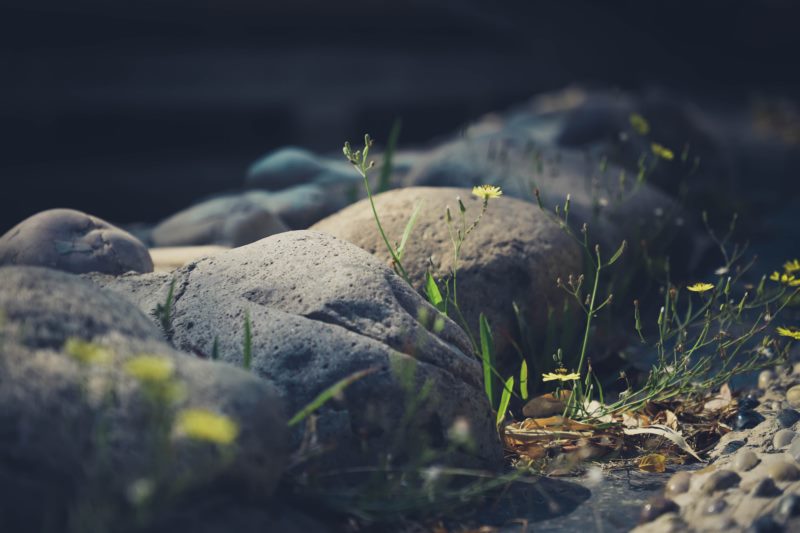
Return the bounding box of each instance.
[311,187,582,358]
[0,266,288,532]
[0,209,153,275]
[151,192,289,247]
[91,231,503,471]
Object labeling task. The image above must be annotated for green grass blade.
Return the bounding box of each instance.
[243,310,252,370]
[520,360,529,400]
[211,336,219,361]
[479,313,494,407]
[378,119,402,193]
[396,200,423,260]
[288,367,378,427]
[425,270,446,313]
[496,376,514,427]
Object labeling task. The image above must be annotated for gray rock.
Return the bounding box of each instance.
[701,470,741,494]
[759,369,777,390]
[639,496,679,524]
[767,461,800,482]
[776,408,800,428]
[702,497,727,514]
[786,385,800,409]
[0,208,153,275]
[90,231,503,471]
[788,437,800,463]
[774,429,796,449]
[664,471,692,497]
[750,478,782,497]
[0,266,289,532]
[246,147,352,191]
[734,450,761,472]
[152,192,288,247]
[312,187,581,359]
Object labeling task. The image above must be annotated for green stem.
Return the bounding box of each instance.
[360,171,411,284]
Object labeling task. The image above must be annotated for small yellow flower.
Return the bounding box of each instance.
[629,113,650,135]
[770,271,800,287]
[777,327,800,340]
[687,282,715,293]
[542,369,581,382]
[175,408,239,445]
[471,185,503,200]
[651,143,675,161]
[65,338,113,365]
[124,355,175,383]
[783,259,800,274]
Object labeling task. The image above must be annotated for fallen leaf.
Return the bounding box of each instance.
[639,453,666,473]
[623,424,703,462]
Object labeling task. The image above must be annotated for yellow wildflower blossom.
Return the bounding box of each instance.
[629,113,650,135]
[124,355,175,383]
[651,143,675,161]
[542,369,581,382]
[777,327,800,340]
[783,259,800,274]
[687,282,715,293]
[65,338,113,365]
[770,271,800,287]
[471,185,503,200]
[175,408,239,445]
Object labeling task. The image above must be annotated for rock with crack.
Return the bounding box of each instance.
[89,230,503,473]
[0,266,289,532]
[311,186,582,361]
[0,208,153,275]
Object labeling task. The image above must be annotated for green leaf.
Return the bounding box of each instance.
[288,368,378,427]
[496,376,514,427]
[378,119,402,193]
[606,240,627,266]
[396,200,423,260]
[425,270,445,313]
[520,360,529,400]
[479,313,494,406]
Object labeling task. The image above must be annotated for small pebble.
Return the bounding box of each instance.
[787,385,800,409]
[734,450,760,472]
[703,497,727,514]
[759,369,777,390]
[701,470,741,494]
[639,496,679,523]
[739,395,761,411]
[747,515,783,533]
[777,408,800,428]
[767,461,800,482]
[751,477,782,497]
[723,439,746,455]
[788,437,800,463]
[793,362,800,375]
[736,410,766,430]
[665,471,691,497]
[774,429,796,448]
[777,494,800,520]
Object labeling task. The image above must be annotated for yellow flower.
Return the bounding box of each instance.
[175,408,239,445]
[65,338,113,365]
[542,369,581,382]
[651,143,675,161]
[471,185,503,200]
[687,282,715,293]
[124,355,175,383]
[629,113,650,135]
[783,259,800,274]
[777,327,800,340]
[770,271,800,287]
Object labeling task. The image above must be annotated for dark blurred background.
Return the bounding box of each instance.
[1,0,798,232]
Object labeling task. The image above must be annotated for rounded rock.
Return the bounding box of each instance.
[736,410,766,430]
[747,515,783,533]
[786,385,800,410]
[665,471,692,497]
[734,450,761,472]
[0,209,153,275]
[723,439,746,455]
[759,369,777,390]
[774,429,796,449]
[703,497,727,514]
[777,408,800,428]
[639,496,679,524]
[788,437,800,463]
[739,395,761,411]
[751,477,782,497]
[767,461,800,482]
[701,470,741,494]
[777,494,800,520]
